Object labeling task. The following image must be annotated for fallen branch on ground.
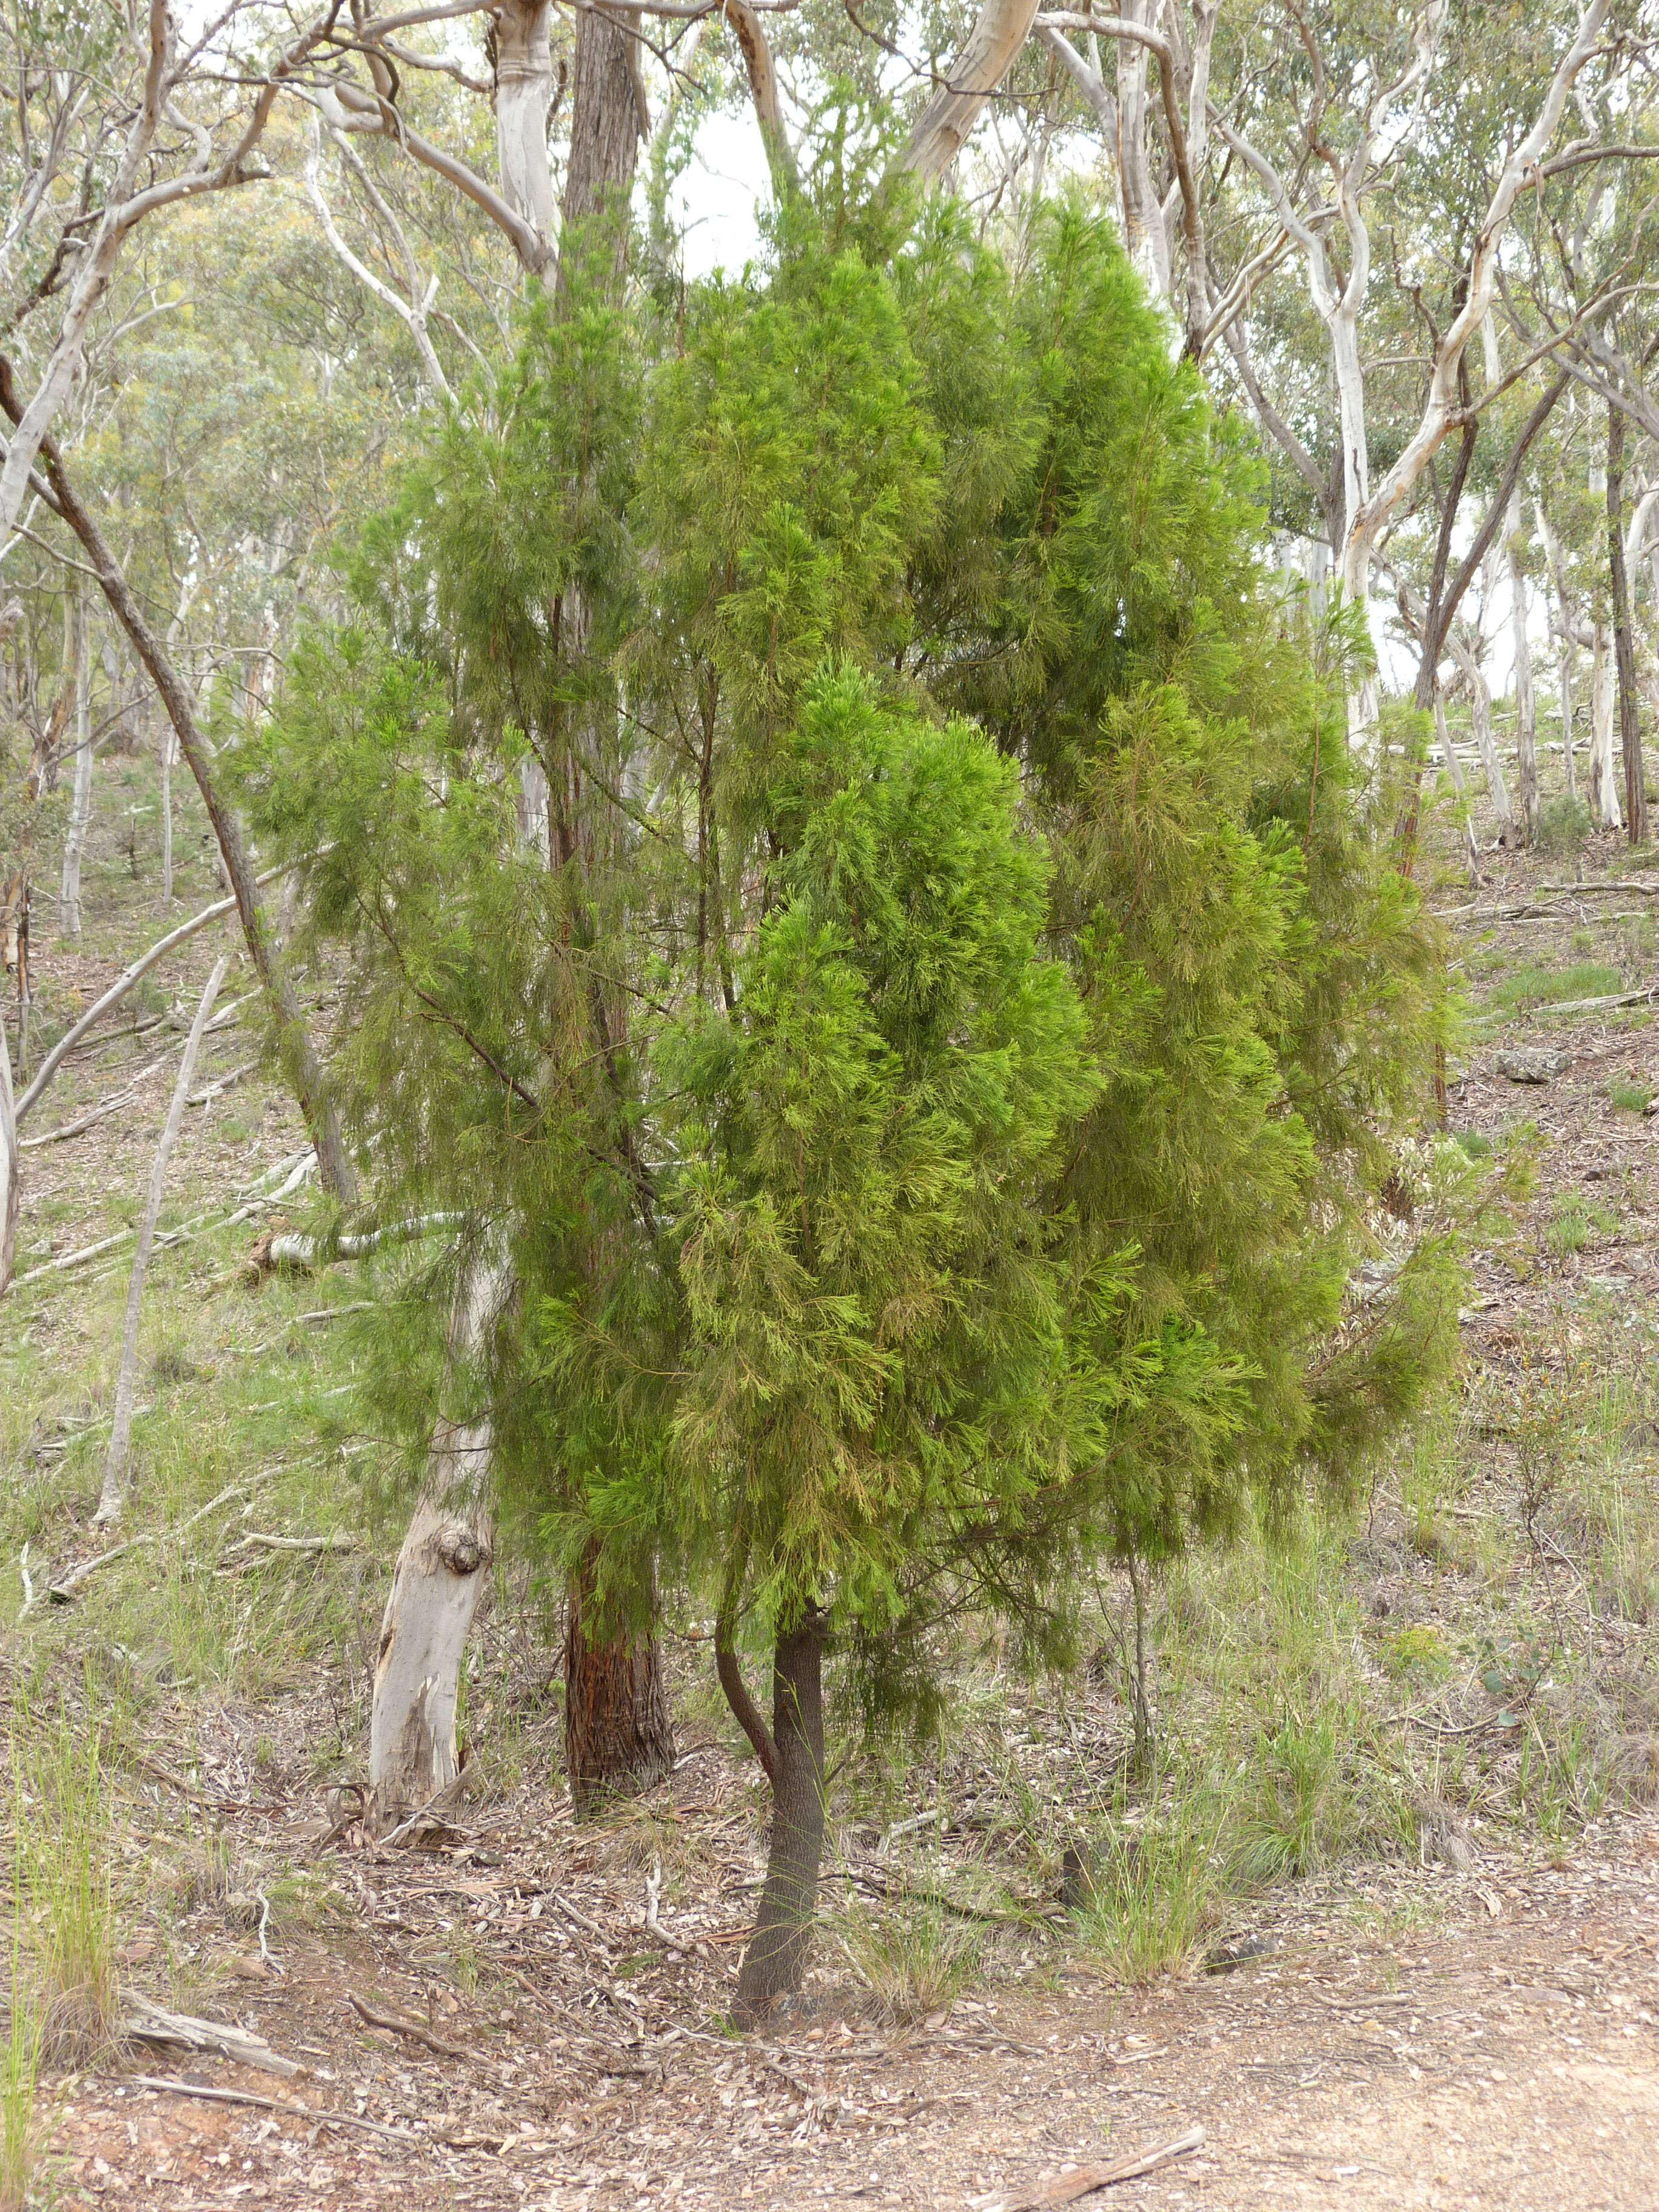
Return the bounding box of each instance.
[36,1476,264,1609]
[970,2125,1205,2211]
[12,1151,318,1289]
[19,1050,173,1147]
[124,1995,300,2077]
[14,877,279,1124]
[347,1991,473,2062]
[257,1211,463,1275]
[1530,984,1659,1019]
[222,1529,355,1560]
[189,1057,254,1105]
[132,2075,420,2148]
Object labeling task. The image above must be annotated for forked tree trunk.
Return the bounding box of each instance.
[59,579,90,937]
[367,1255,508,1829]
[1607,409,1647,845]
[729,1617,826,2026]
[563,1540,675,1816]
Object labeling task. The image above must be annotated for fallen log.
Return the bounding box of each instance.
[124,1994,300,2078]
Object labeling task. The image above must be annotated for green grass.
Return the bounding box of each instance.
[1487,961,1622,1015]
[1,1849,44,2212]
[1543,1193,1615,1259]
[1065,1771,1217,1984]
[19,1709,120,2066]
[836,1889,986,2022]
[1606,1077,1652,1114]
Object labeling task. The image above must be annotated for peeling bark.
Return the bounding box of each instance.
[563,1542,674,1817]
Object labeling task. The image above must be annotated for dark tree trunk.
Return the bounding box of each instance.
[563,1540,674,1817]
[732,1616,825,2026]
[1607,406,1648,847]
[555,21,670,1814]
[561,7,644,240]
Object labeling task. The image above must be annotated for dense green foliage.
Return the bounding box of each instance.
[241,184,1456,1737]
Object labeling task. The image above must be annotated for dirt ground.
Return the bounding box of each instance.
[42,1801,1659,2209]
[10,791,1659,2209]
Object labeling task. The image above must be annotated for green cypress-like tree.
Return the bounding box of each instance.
[246,177,1456,2020]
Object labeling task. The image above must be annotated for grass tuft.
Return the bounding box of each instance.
[836,1889,985,2023]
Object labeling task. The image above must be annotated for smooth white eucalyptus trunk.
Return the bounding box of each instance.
[1507,492,1537,840]
[901,0,1042,182]
[494,0,555,261]
[368,1254,509,1828]
[59,579,90,937]
[1590,625,1623,828]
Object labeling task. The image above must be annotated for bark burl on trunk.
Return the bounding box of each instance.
[723,1613,826,2026]
[563,1539,674,1817]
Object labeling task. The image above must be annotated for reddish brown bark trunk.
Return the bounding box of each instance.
[563,1541,674,1818]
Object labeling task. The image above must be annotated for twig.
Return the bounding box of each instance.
[131,2075,420,2148]
[347,1990,472,2062]
[256,1889,282,1974]
[971,2125,1206,2211]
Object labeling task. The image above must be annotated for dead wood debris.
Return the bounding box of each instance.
[124,1996,300,2077]
[970,2124,1206,2210]
[347,1989,476,2062]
